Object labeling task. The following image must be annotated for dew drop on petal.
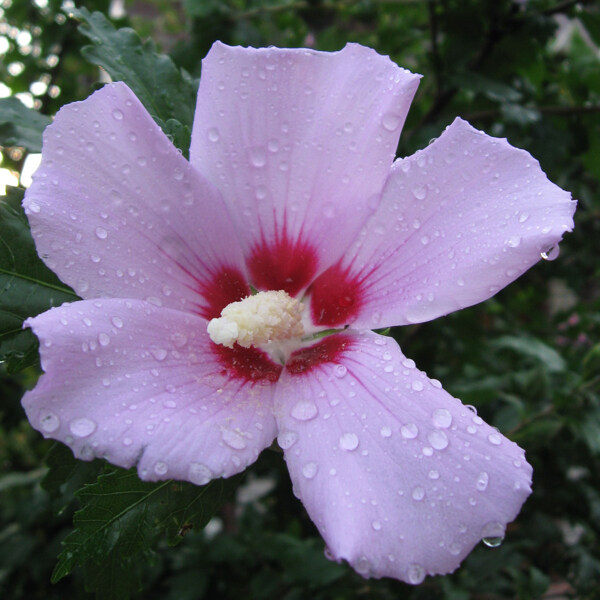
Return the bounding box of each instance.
[95,226,108,240]
[381,112,401,131]
[481,521,505,547]
[541,245,560,261]
[277,430,299,450]
[411,380,424,392]
[428,430,449,450]
[154,461,168,475]
[371,520,382,531]
[111,316,124,329]
[380,425,392,438]
[428,469,440,480]
[150,347,168,361]
[412,486,425,501]
[401,423,418,439]
[188,462,212,485]
[207,127,220,142]
[432,408,452,428]
[112,108,124,120]
[406,563,426,585]
[69,417,96,438]
[476,471,489,491]
[487,432,502,446]
[291,400,318,421]
[354,556,371,577]
[339,432,359,451]
[98,332,110,347]
[40,411,60,433]
[221,428,247,450]
[334,364,347,378]
[302,461,318,479]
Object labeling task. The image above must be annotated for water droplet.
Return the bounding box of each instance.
[277,430,298,450]
[428,469,440,480]
[302,461,318,479]
[154,461,168,475]
[69,417,96,438]
[381,112,401,131]
[291,400,318,421]
[428,430,449,450]
[406,563,426,585]
[123,437,132,446]
[221,428,247,450]
[354,556,371,577]
[402,358,416,369]
[487,432,502,446]
[249,146,266,167]
[412,380,424,392]
[28,200,41,213]
[482,536,504,548]
[380,425,392,438]
[150,347,168,361]
[112,108,124,120]
[189,462,212,485]
[207,127,220,142]
[518,212,529,223]
[371,520,382,531]
[339,432,359,451]
[412,184,427,200]
[95,226,108,240]
[98,332,110,347]
[334,364,347,378]
[401,423,418,439]
[432,408,452,428]
[541,245,560,261]
[40,411,60,433]
[412,486,425,501]
[110,316,124,329]
[476,471,489,491]
[481,521,505,547]
[506,235,521,248]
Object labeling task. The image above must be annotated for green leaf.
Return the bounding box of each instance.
[0,97,52,152]
[70,7,197,153]
[52,467,237,584]
[0,187,78,372]
[490,335,567,374]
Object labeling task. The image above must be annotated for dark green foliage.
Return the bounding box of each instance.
[0,187,77,372]
[0,0,599,598]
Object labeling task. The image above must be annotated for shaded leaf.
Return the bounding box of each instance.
[0,187,77,372]
[70,7,197,153]
[52,467,237,583]
[490,335,567,373]
[0,97,52,152]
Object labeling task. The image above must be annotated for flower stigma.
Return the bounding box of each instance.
[207,290,305,357]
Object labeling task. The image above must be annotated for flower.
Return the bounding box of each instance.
[22,42,575,584]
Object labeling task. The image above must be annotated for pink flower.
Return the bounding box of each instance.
[22,43,575,584]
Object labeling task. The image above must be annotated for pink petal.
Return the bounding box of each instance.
[23,82,247,319]
[22,299,279,482]
[275,330,532,583]
[190,42,420,293]
[308,118,576,328]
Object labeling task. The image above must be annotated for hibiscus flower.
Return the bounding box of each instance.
[21,42,575,584]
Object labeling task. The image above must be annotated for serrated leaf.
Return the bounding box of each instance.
[0,187,78,372]
[42,443,104,512]
[490,335,567,374]
[0,96,52,152]
[52,468,237,583]
[70,7,197,152]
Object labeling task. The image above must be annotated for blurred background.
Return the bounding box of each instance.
[0,1,599,598]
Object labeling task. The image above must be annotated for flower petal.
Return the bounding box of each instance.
[308,118,576,328]
[23,82,247,318]
[274,330,531,583]
[22,299,278,482]
[190,42,420,291]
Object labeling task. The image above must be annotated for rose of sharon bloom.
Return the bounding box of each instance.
[22,42,575,584]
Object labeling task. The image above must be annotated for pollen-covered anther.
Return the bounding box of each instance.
[207,290,305,349]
